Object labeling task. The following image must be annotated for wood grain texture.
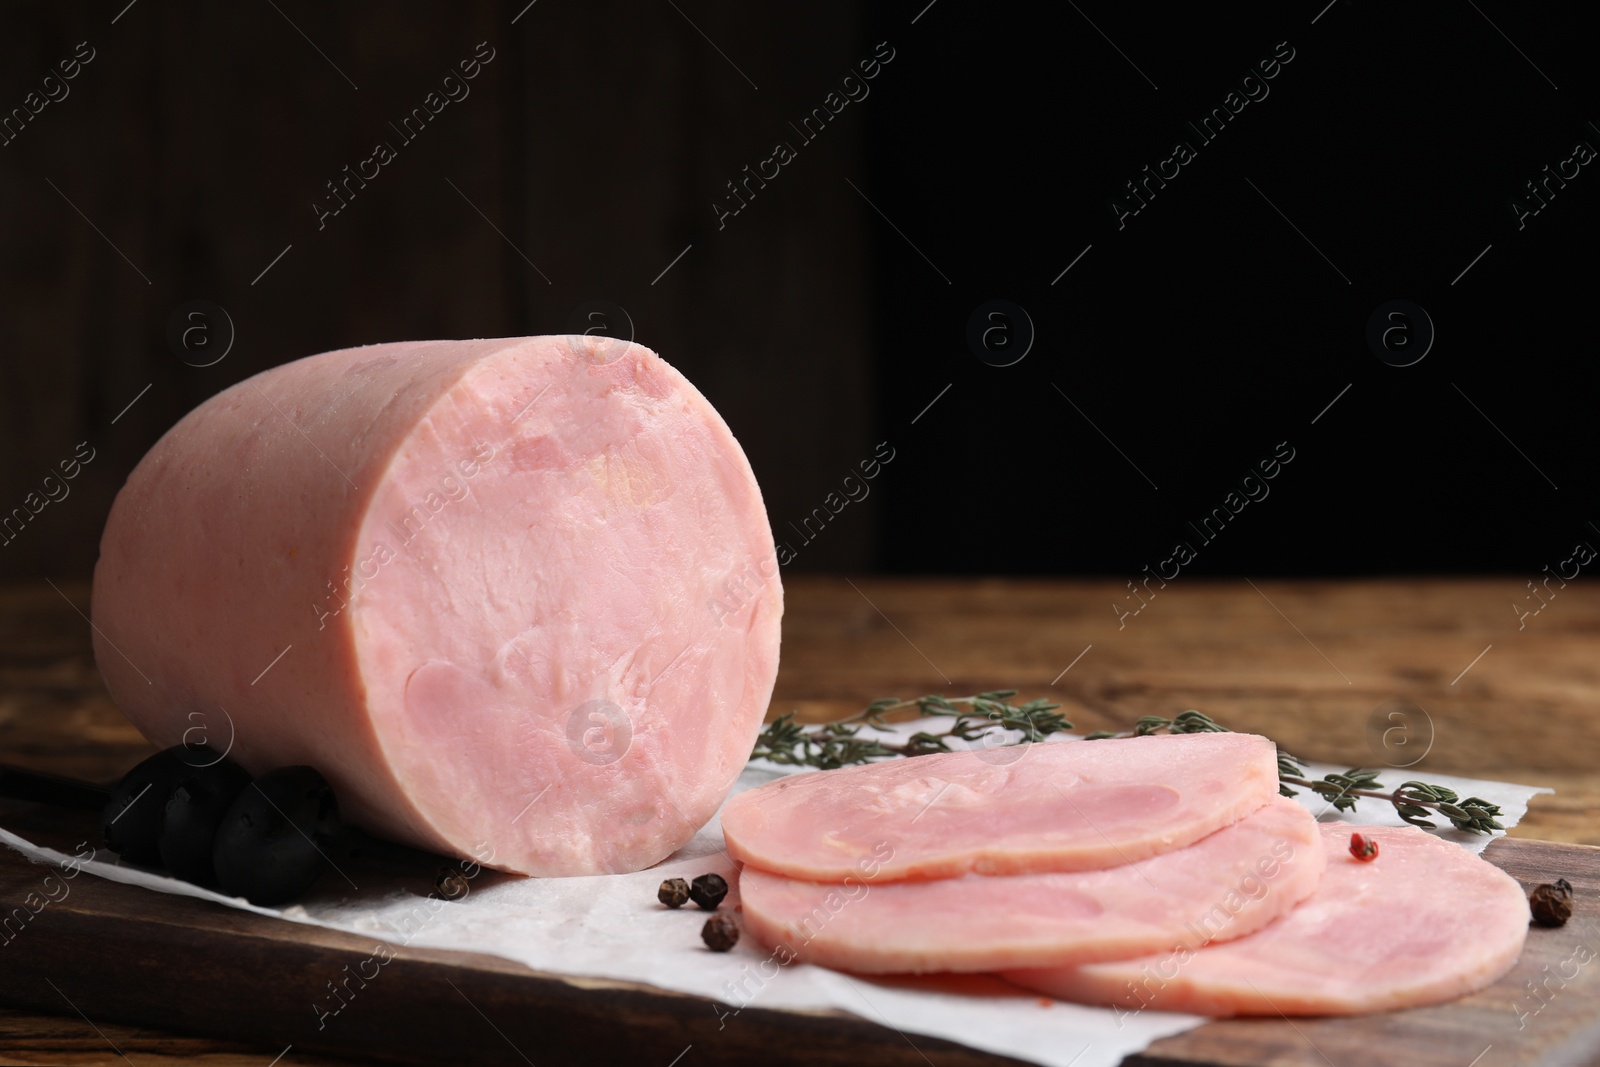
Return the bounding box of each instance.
[771,577,1600,845]
[2,576,1598,1066]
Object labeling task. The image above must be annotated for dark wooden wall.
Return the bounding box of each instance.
[0,0,876,581]
[13,2,1598,582]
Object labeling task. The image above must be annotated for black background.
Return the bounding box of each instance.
[869,0,1597,576]
[1,1,1594,580]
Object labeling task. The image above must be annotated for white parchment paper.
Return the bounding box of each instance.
[0,727,1551,1067]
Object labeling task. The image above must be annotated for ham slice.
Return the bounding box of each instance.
[90,336,783,876]
[725,733,1280,882]
[1006,823,1531,1015]
[739,796,1324,974]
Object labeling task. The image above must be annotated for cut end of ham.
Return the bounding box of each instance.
[739,795,1325,974]
[1004,823,1531,1016]
[724,732,1281,882]
[91,336,783,876]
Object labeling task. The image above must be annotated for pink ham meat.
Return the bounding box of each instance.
[90,336,783,877]
[724,733,1280,882]
[1006,823,1531,1015]
[739,796,1324,974]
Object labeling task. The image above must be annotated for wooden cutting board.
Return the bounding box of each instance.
[8,577,1600,1065]
[0,801,1595,1067]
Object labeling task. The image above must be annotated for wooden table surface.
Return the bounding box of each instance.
[3,575,1597,1065]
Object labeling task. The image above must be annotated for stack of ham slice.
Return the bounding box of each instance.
[724,733,1530,1016]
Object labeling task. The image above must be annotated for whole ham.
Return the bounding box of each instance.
[738,795,1324,973]
[1005,822,1531,1015]
[725,732,1280,881]
[91,336,783,876]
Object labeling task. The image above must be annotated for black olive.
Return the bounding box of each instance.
[158,757,252,884]
[101,744,224,865]
[213,766,341,905]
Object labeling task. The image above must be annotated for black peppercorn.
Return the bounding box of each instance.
[689,872,729,910]
[702,913,739,951]
[658,877,691,908]
[1530,878,1573,927]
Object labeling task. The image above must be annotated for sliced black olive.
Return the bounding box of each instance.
[101,744,221,865]
[213,766,341,905]
[158,757,252,884]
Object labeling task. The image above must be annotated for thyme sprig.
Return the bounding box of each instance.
[751,691,1072,770]
[752,701,1505,835]
[1089,711,1505,835]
